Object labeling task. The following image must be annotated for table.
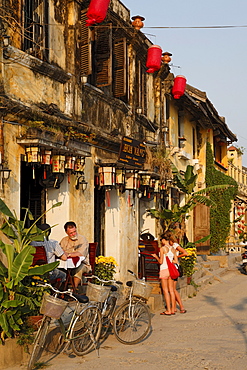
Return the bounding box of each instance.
[57,256,85,270]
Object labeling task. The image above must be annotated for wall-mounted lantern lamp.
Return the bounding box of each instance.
[164,126,169,133]
[75,175,88,191]
[81,74,88,85]
[0,164,11,180]
[3,35,10,47]
[136,107,142,114]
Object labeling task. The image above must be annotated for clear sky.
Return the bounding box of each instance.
[123,0,247,165]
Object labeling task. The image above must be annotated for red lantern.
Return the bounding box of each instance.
[86,0,111,27]
[172,75,187,99]
[146,45,162,73]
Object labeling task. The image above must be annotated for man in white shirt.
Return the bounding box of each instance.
[31,223,67,284]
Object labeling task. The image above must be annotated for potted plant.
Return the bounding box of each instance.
[179,245,197,284]
[93,256,118,284]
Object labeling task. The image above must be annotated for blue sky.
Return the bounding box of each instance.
[123,0,247,165]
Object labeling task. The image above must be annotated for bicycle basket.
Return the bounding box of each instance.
[40,293,68,319]
[86,282,111,302]
[132,280,153,300]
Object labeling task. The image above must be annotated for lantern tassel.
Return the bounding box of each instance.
[106,190,111,207]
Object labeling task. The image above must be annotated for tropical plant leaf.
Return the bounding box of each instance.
[0,313,11,337]
[15,293,36,310]
[3,244,15,281]
[0,260,7,277]
[0,199,14,218]
[2,300,23,309]
[7,314,21,331]
[10,245,35,286]
[28,261,59,276]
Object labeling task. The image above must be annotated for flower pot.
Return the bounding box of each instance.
[27,315,43,330]
[187,276,192,285]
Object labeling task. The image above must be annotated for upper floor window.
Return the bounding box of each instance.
[80,10,128,102]
[23,0,49,61]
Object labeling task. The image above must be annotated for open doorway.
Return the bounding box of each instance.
[20,161,46,227]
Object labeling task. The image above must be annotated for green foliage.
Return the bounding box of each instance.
[148,164,232,232]
[0,199,60,342]
[206,142,238,253]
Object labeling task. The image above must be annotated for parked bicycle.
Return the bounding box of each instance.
[87,275,124,339]
[86,270,152,345]
[28,283,102,370]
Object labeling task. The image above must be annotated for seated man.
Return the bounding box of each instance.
[60,221,91,290]
[31,223,67,285]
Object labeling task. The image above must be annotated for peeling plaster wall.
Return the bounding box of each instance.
[104,190,139,282]
[1,123,23,216]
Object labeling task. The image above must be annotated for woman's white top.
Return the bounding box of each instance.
[160,245,174,271]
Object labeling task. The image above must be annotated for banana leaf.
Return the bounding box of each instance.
[0,313,11,337]
[28,261,59,275]
[3,244,15,281]
[0,199,14,218]
[5,245,35,288]
[2,300,23,308]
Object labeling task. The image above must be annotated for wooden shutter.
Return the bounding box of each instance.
[113,38,126,97]
[80,10,92,75]
[95,24,112,87]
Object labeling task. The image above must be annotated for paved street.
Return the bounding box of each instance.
[8,268,247,370]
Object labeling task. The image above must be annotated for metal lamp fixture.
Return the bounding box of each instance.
[136,107,142,114]
[3,35,10,47]
[81,74,88,85]
[0,164,11,180]
[75,175,88,191]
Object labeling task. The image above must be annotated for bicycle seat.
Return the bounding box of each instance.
[110,285,118,292]
[126,281,133,287]
[73,294,89,303]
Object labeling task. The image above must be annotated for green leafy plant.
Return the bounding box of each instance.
[0,199,61,343]
[206,142,238,253]
[148,164,232,233]
[93,256,118,285]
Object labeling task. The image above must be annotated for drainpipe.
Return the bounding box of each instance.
[0,118,4,164]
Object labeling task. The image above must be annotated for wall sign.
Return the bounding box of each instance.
[118,136,146,168]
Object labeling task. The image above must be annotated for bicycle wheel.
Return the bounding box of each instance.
[27,315,51,370]
[113,300,151,345]
[70,306,102,356]
[101,296,117,340]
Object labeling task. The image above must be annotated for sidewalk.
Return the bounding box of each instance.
[0,253,243,369]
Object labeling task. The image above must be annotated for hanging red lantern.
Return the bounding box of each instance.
[146,45,162,73]
[86,0,111,27]
[172,75,187,99]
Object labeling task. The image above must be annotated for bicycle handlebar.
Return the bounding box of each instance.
[87,275,123,285]
[37,283,79,300]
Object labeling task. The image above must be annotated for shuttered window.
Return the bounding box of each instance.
[113,38,126,97]
[80,10,92,75]
[95,24,112,87]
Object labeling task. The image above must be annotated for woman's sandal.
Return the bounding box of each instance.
[160,311,172,316]
[180,309,187,314]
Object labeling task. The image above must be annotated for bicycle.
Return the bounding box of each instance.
[86,275,124,339]
[87,270,152,345]
[27,283,102,370]
[112,269,152,344]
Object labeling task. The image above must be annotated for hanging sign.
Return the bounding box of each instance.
[118,136,146,168]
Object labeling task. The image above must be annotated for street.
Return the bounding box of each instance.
[8,268,247,370]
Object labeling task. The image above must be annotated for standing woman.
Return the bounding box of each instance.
[168,233,188,313]
[152,233,178,315]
